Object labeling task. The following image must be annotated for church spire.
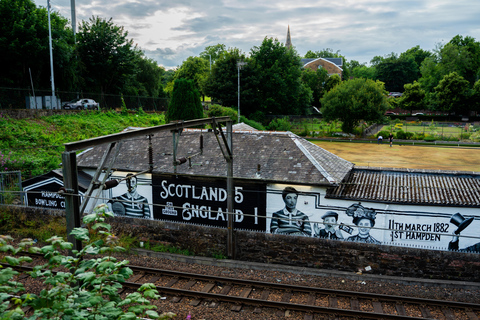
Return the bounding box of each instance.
[285,25,292,49]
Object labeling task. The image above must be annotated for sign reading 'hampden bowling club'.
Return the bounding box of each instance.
[152,174,267,230]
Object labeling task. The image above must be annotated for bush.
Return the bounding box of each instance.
[239,116,266,130]
[0,204,176,320]
[206,104,238,123]
[267,117,292,131]
[376,130,390,138]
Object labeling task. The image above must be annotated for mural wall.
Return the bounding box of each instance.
[85,171,480,253]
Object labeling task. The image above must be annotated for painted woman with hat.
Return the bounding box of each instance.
[448,212,477,252]
[345,203,381,245]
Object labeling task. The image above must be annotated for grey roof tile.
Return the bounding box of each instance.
[76,129,353,186]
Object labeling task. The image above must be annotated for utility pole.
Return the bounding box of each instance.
[47,0,55,98]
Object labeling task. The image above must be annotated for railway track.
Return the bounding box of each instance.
[4,253,480,319]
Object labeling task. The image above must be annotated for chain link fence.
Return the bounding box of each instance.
[0,87,168,112]
[0,171,23,206]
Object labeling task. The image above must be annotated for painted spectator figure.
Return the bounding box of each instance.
[270,186,312,236]
[448,212,478,252]
[377,135,383,144]
[388,133,394,147]
[345,203,380,244]
[314,211,344,240]
[108,173,151,219]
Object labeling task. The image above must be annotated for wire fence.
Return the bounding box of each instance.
[0,171,23,206]
[0,87,168,112]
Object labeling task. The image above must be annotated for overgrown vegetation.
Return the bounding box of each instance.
[0,204,176,319]
[0,110,165,179]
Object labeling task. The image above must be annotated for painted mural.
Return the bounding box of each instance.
[106,172,153,219]
[86,172,480,253]
[151,174,267,230]
[267,183,480,253]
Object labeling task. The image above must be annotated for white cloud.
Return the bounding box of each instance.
[40,0,480,69]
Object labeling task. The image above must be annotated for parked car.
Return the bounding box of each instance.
[388,92,403,98]
[412,112,424,116]
[385,111,397,116]
[63,99,99,110]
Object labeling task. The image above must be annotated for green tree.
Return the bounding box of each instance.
[375,53,418,92]
[135,56,167,98]
[0,0,76,93]
[301,67,329,108]
[472,79,480,115]
[77,16,138,103]
[172,56,209,97]
[167,78,203,122]
[324,74,342,93]
[250,37,311,115]
[400,45,433,79]
[203,48,250,109]
[200,44,227,66]
[399,81,426,115]
[434,72,471,115]
[321,78,388,133]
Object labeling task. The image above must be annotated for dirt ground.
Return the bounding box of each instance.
[313,141,480,172]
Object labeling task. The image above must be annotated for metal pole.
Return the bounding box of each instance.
[70,0,76,40]
[237,64,240,123]
[62,151,82,252]
[47,0,55,98]
[226,121,234,258]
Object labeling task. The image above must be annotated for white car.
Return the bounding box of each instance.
[63,99,99,110]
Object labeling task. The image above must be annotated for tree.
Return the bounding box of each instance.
[200,44,227,66]
[0,204,175,319]
[203,47,250,109]
[324,74,341,93]
[250,37,311,115]
[374,53,418,92]
[77,16,138,103]
[434,72,470,115]
[399,81,426,115]
[0,0,76,92]
[167,78,203,122]
[135,56,167,98]
[300,67,329,108]
[472,79,480,115]
[321,78,389,133]
[172,56,209,97]
[400,45,432,80]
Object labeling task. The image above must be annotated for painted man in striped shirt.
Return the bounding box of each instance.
[108,173,151,219]
[270,186,312,236]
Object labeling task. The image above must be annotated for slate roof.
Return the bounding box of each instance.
[76,129,354,186]
[301,58,343,67]
[327,167,480,207]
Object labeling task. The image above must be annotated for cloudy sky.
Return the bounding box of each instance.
[42,0,480,69]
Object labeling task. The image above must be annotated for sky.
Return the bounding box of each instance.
[40,0,480,70]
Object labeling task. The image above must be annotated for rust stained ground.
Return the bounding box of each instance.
[313,141,480,172]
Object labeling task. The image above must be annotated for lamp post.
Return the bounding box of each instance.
[237,61,247,123]
[47,0,55,98]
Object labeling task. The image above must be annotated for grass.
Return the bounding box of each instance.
[313,141,480,172]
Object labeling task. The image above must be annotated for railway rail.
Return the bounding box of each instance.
[3,253,480,319]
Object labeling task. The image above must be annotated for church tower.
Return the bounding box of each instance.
[285,25,292,49]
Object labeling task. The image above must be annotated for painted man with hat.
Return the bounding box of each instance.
[314,211,344,240]
[448,212,477,252]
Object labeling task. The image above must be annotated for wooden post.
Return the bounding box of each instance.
[62,151,82,252]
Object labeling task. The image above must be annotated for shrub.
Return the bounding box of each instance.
[267,117,292,131]
[0,204,176,320]
[239,116,266,130]
[376,130,390,138]
[206,104,238,123]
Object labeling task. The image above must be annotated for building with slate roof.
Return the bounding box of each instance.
[73,126,480,253]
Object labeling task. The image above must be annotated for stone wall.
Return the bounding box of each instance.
[112,217,480,282]
[4,206,479,282]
